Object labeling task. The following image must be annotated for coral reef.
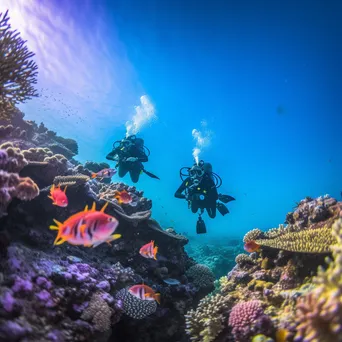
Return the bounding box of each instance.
[294,216,342,342]
[0,117,214,342]
[185,195,342,342]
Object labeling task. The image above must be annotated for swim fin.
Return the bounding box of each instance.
[196,216,207,234]
[217,202,229,216]
[218,194,235,203]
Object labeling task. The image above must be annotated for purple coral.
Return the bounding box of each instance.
[228,300,272,342]
[0,291,15,312]
[12,277,33,294]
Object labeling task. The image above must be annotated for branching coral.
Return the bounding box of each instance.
[294,217,342,341]
[243,228,264,243]
[185,294,231,342]
[0,10,38,120]
[80,292,112,332]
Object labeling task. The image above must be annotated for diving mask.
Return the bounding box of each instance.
[189,166,204,179]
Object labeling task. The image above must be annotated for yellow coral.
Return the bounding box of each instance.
[219,276,235,295]
[254,227,335,253]
[243,228,264,243]
[248,279,273,291]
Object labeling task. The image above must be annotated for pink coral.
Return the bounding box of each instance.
[228,300,272,342]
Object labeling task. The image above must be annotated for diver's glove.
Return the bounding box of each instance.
[126,157,138,162]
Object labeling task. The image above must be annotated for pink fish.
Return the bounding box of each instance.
[128,284,161,304]
[139,240,158,260]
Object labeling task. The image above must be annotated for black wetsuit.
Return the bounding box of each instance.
[106,144,148,183]
[174,175,218,218]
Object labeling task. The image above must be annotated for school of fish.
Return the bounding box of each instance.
[48,168,162,305]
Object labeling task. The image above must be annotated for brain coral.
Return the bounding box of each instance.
[115,288,157,319]
[186,264,215,289]
[228,300,272,342]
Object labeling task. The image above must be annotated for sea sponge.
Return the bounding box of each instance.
[115,288,157,319]
[15,177,39,200]
[185,294,231,342]
[81,292,112,332]
[186,264,215,289]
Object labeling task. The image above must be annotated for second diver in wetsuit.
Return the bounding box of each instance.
[175,160,235,234]
[106,135,159,183]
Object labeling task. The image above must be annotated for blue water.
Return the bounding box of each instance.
[6,0,342,239]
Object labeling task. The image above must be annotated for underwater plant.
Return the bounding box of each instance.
[0,10,38,121]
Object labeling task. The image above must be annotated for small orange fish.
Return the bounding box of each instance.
[128,284,161,304]
[48,184,68,207]
[244,240,261,253]
[114,190,132,204]
[49,202,121,248]
[139,240,158,260]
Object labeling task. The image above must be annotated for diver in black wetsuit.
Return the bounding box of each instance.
[106,135,159,183]
[175,160,235,234]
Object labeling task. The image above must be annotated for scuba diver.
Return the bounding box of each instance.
[106,135,159,183]
[175,160,235,234]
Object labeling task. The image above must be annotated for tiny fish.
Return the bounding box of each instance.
[244,240,260,253]
[49,202,121,248]
[139,240,158,260]
[91,168,117,179]
[114,190,132,204]
[163,278,180,285]
[48,184,68,207]
[128,284,161,304]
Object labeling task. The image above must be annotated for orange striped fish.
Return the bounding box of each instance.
[49,202,121,248]
[139,240,158,260]
[128,284,161,304]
